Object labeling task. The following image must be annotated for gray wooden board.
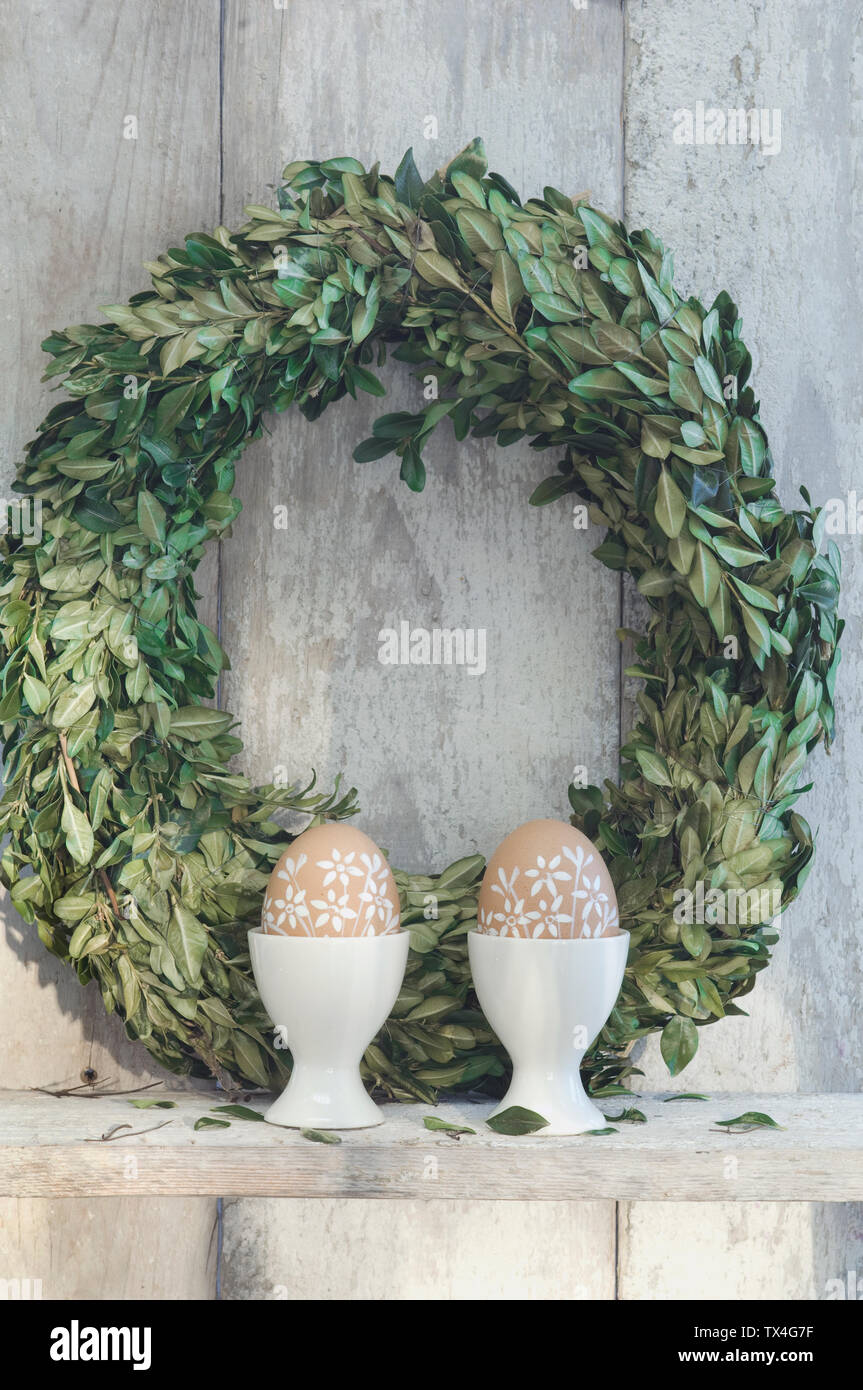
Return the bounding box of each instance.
[216,0,625,1300]
[0,0,222,1298]
[621,0,863,1298]
[2,1089,861,1202]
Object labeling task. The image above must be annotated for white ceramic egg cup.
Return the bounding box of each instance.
[248,928,409,1129]
[468,930,630,1136]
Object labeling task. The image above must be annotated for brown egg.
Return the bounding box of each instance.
[262,824,401,938]
[477,818,620,939]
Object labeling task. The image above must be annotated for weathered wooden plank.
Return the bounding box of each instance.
[218,0,624,868]
[619,1200,863,1301]
[0,0,222,1091]
[217,0,625,1298]
[221,1198,615,1300]
[3,1090,861,1201]
[0,0,222,1298]
[624,0,863,1094]
[621,0,863,1295]
[0,1195,217,1300]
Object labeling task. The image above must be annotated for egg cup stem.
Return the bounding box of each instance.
[248,929,410,1129]
[468,931,630,1136]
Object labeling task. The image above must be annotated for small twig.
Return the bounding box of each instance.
[99,869,122,920]
[58,732,81,792]
[32,1080,166,1100]
[90,1124,131,1141]
[85,1120,173,1143]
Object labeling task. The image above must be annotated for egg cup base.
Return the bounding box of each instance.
[468,930,629,1137]
[248,928,409,1130]
[263,1065,384,1130]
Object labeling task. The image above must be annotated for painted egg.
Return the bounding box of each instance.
[477,818,620,939]
[262,823,401,938]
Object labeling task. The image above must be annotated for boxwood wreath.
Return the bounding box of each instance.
[0,140,841,1103]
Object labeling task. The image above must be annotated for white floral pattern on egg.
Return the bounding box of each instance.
[262,823,401,938]
[477,818,620,940]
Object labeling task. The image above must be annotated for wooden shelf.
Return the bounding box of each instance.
[1,1089,860,1201]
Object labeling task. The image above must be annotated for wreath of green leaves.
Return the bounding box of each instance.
[0,139,841,1101]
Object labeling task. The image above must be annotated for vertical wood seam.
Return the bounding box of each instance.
[615,0,628,1303]
[216,0,226,708]
[215,0,228,1303]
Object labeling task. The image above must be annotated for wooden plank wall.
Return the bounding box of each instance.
[0,0,221,1300]
[1,0,860,1299]
[621,0,863,1300]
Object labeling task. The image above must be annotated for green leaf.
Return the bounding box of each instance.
[194,1116,231,1130]
[137,490,167,547]
[300,1128,343,1144]
[655,467,686,538]
[128,1098,177,1109]
[614,361,665,397]
[353,435,396,463]
[51,601,101,642]
[22,674,50,714]
[567,367,631,402]
[490,249,523,324]
[155,381,197,436]
[61,798,94,865]
[660,1017,698,1075]
[712,537,764,567]
[446,136,487,182]
[668,361,703,414]
[52,679,97,728]
[532,290,578,323]
[728,418,766,476]
[529,474,574,506]
[456,207,504,254]
[641,417,672,459]
[167,904,208,984]
[348,364,386,397]
[211,1104,265,1122]
[635,748,672,786]
[688,542,721,607]
[399,444,426,492]
[731,577,779,611]
[585,1126,618,1136]
[231,1032,271,1089]
[663,1093,709,1102]
[715,1111,785,1131]
[680,421,706,447]
[693,354,725,404]
[486,1106,549,1135]
[607,257,641,297]
[739,600,772,653]
[372,411,426,440]
[394,147,425,209]
[423,1116,476,1136]
[209,365,233,408]
[74,497,124,534]
[351,274,380,344]
[118,955,142,1022]
[169,706,234,741]
[414,250,464,290]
